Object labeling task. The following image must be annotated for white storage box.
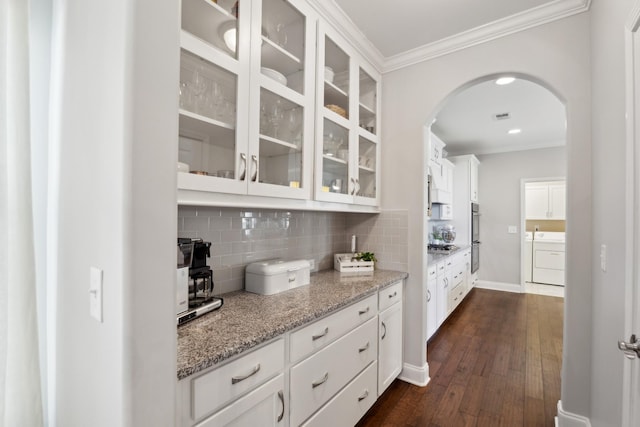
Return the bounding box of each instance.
[245,259,311,295]
[334,253,374,272]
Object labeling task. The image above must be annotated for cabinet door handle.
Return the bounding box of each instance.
[239,153,247,181]
[427,289,431,302]
[355,178,360,196]
[277,390,284,422]
[231,364,261,384]
[358,341,370,353]
[312,372,329,388]
[350,177,356,195]
[251,155,258,182]
[358,390,369,402]
[358,306,370,315]
[388,291,397,299]
[312,327,329,341]
[381,321,387,340]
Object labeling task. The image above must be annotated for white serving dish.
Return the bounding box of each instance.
[334,253,374,272]
[245,259,311,295]
[261,67,287,86]
[177,162,190,173]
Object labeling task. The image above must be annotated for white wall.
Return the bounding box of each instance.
[381,12,592,418]
[589,1,635,425]
[51,1,178,425]
[477,147,566,285]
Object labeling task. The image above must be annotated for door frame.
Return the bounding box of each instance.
[623,2,640,425]
[519,176,566,292]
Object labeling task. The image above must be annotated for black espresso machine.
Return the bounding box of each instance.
[177,238,223,326]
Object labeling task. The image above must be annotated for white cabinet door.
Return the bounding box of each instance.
[525,184,549,219]
[426,266,438,340]
[378,302,403,395]
[196,374,285,427]
[315,21,381,206]
[548,182,566,219]
[436,263,448,327]
[469,157,479,202]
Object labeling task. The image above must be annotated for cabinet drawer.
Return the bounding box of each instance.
[192,339,285,421]
[301,361,377,427]
[290,317,378,426]
[379,281,402,311]
[448,283,465,311]
[290,294,377,363]
[195,374,285,427]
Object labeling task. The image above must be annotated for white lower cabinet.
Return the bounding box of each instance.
[290,316,377,426]
[301,361,378,427]
[426,265,437,340]
[178,281,405,427]
[378,301,402,395]
[195,374,285,427]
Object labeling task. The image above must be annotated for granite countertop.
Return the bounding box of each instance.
[427,244,470,265]
[177,269,408,380]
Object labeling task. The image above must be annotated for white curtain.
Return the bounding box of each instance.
[1,0,45,425]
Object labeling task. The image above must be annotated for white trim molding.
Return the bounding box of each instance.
[398,362,430,387]
[475,280,523,293]
[556,400,591,427]
[383,0,591,73]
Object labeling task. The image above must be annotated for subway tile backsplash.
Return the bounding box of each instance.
[178,207,409,294]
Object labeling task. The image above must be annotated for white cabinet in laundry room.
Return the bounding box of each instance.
[525,181,566,220]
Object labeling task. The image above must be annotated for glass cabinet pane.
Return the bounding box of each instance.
[260,0,306,94]
[181,0,240,60]
[323,36,350,119]
[359,68,376,135]
[258,89,304,187]
[178,50,238,178]
[358,136,377,199]
[321,119,349,195]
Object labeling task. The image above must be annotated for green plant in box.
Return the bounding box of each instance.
[356,252,377,262]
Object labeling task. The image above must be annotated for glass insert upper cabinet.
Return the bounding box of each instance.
[315,22,381,206]
[177,0,316,200]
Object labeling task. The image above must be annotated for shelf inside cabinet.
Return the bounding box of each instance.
[322,155,348,176]
[358,165,375,173]
[324,81,348,110]
[179,110,235,150]
[259,135,301,157]
[181,0,237,58]
[261,36,302,76]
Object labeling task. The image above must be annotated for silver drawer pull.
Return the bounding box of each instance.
[381,321,387,340]
[358,390,369,402]
[358,306,370,315]
[277,390,284,422]
[312,327,329,341]
[388,291,397,299]
[358,341,370,353]
[231,364,261,384]
[312,372,329,388]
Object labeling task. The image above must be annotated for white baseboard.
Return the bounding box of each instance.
[556,400,591,427]
[398,361,430,387]
[475,280,523,293]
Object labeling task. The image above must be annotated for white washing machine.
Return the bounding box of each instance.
[524,231,533,282]
[532,231,566,286]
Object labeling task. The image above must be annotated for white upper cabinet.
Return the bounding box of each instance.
[525,180,566,219]
[177,0,316,201]
[314,22,381,206]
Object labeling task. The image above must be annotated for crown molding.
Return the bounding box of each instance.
[306,0,386,73]
[382,0,591,73]
[447,140,566,157]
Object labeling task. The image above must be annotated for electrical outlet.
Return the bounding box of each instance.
[508,226,517,234]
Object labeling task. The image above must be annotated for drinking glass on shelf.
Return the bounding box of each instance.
[191,66,208,115]
[179,81,194,111]
[274,23,288,48]
[286,108,301,145]
[268,99,284,139]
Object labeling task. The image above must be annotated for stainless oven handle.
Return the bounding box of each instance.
[427,174,432,217]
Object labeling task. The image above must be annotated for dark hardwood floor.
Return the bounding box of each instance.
[357,288,564,427]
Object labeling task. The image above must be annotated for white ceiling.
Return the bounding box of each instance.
[334,0,559,58]
[332,0,571,155]
[431,78,566,156]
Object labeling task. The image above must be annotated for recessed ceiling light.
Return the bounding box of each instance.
[508,128,522,134]
[496,77,516,85]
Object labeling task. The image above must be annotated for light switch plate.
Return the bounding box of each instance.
[89,267,103,322]
[508,226,518,234]
[600,244,607,272]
